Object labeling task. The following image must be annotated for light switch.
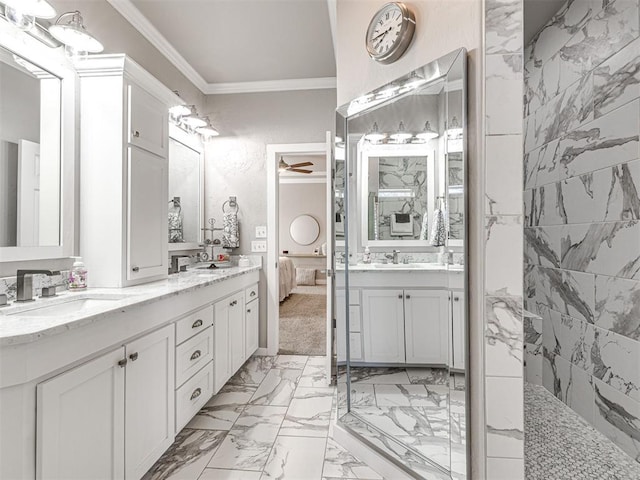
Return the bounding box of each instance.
[251,240,267,252]
[255,226,267,238]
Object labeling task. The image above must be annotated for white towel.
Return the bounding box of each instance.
[222,212,239,248]
[391,213,413,236]
[430,208,447,246]
[335,213,344,235]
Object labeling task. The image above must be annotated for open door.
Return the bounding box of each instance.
[325,131,334,383]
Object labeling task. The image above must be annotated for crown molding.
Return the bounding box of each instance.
[105,0,337,96]
[105,0,208,92]
[205,77,337,95]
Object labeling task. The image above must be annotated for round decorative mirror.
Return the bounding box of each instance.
[289,214,320,245]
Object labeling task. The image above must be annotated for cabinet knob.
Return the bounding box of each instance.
[132,266,139,272]
[250,291,256,297]
[192,319,203,329]
[190,350,202,361]
[247,309,251,313]
[398,294,403,299]
[454,296,460,302]
[190,387,202,401]
[133,130,140,138]
[406,294,411,299]
[117,358,128,368]
[129,352,139,362]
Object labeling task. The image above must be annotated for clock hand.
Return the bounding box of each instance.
[371,26,392,42]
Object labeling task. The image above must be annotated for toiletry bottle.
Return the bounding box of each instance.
[363,246,371,264]
[69,256,87,289]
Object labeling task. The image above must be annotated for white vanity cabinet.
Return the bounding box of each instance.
[77,55,176,288]
[336,289,363,362]
[451,290,465,370]
[214,291,246,393]
[36,324,175,480]
[362,289,406,363]
[404,289,449,365]
[245,283,259,358]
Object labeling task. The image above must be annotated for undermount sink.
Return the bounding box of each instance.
[3,293,129,317]
[373,263,419,268]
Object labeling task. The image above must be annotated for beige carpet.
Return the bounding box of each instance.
[279,286,326,355]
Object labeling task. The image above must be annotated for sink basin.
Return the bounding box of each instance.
[373,263,418,269]
[3,294,129,317]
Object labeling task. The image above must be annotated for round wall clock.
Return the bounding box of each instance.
[365,2,416,64]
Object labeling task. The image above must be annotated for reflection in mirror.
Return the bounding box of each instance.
[0,46,61,248]
[333,49,467,479]
[168,137,201,244]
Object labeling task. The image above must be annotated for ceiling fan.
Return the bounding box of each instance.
[278,157,314,174]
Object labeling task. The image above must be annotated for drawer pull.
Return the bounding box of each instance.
[190,388,202,401]
[133,130,140,138]
[129,352,139,362]
[398,294,403,299]
[250,291,256,297]
[118,358,128,368]
[190,350,202,361]
[230,300,237,307]
[192,319,203,329]
[132,266,139,272]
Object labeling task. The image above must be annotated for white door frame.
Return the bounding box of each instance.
[266,142,329,359]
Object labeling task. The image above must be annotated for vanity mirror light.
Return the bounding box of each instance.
[0,21,76,263]
[168,124,204,251]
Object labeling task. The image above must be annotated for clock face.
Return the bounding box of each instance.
[366,2,415,64]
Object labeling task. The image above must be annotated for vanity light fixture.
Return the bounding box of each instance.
[196,117,220,138]
[169,104,191,118]
[446,116,463,139]
[376,85,400,99]
[416,121,439,140]
[180,105,207,129]
[389,121,412,142]
[49,11,104,53]
[364,122,386,143]
[3,0,55,30]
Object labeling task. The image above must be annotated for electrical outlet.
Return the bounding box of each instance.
[251,240,267,252]
[255,226,267,238]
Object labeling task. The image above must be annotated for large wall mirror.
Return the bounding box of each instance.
[0,23,76,263]
[334,49,468,479]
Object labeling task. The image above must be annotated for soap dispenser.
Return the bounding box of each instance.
[69,256,88,290]
[363,246,372,264]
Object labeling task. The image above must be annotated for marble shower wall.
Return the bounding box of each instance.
[484,0,525,477]
[523,0,640,463]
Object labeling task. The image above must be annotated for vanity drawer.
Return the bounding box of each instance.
[176,328,213,386]
[176,305,213,345]
[245,283,259,303]
[175,360,213,431]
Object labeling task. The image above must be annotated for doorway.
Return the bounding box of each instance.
[266,139,333,379]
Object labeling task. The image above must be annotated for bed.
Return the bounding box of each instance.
[279,256,297,301]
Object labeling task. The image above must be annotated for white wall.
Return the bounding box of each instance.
[204,89,336,347]
[279,182,327,255]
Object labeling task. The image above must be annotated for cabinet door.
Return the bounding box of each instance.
[127,146,168,284]
[451,291,465,370]
[214,299,231,393]
[361,289,405,363]
[37,348,126,480]
[128,83,168,157]
[229,292,246,372]
[404,290,449,365]
[245,298,259,359]
[125,324,175,480]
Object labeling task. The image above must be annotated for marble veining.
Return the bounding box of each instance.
[485,296,524,377]
[485,0,523,55]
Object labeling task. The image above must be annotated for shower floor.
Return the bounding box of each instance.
[525,382,640,479]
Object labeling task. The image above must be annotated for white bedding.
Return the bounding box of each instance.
[279,257,297,301]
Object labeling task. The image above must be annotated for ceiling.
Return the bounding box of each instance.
[109,0,336,94]
[524,0,566,45]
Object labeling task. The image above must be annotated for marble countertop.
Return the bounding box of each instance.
[0,264,260,347]
[337,263,465,272]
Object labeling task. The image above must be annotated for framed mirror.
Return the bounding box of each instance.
[168,124,204,251]
[333,48,467,479]
[0,23,77,263]
[289,214,320,246]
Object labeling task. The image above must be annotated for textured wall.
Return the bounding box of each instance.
[204,89,336,347]
[523,0,640,463]
[483,0,525,477]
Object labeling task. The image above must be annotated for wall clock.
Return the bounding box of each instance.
[365,2,416,64]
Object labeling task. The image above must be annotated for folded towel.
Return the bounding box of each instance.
[419,212,429,240]
[222,212,240,248]
[430,208,447,246]
[335,213,344,235]
[391,213,413,236]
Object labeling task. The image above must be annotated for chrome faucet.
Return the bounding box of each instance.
[385,250,400,264]
[16,270,59,302]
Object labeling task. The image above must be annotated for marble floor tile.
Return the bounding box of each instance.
[322,438,382,479]
[338,383,376,408]
[274,354,309,369]
[199,469,262,480]
[186,385,257,430]
[298,356,329,388]
[351,406,437,438]
[375,384,448,407]
[142,429,226,480]
[280,387,334,437]
[350,367,410,384]
[207,406,287,471]
[261,436,327,480]
[228,356,277,386]
[406,367,450,385]
[249,368,302,406]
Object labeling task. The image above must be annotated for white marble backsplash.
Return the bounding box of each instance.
[0,271,70,302]
[524,0,640,464]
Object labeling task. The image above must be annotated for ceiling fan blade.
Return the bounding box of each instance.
[289,161,313,168]
[289,168,313,174]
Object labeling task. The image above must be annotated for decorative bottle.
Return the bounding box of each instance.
[69,256,87,290]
